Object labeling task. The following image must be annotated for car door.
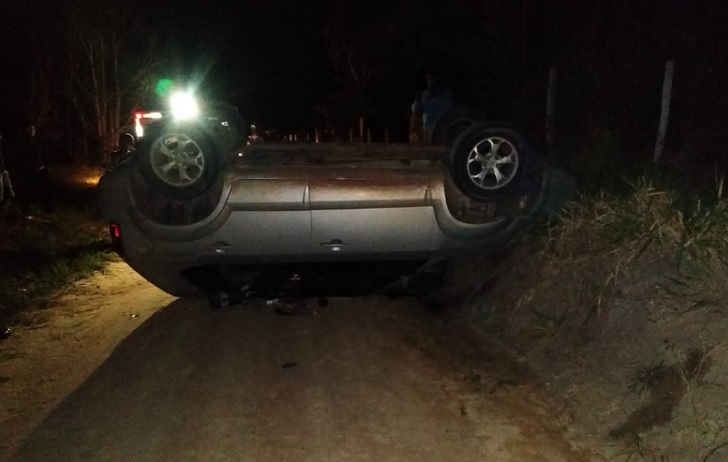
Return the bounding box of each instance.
[218,176,313,260]
[310,168,436,258]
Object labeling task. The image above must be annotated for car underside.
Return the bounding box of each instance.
[98,103,575,304]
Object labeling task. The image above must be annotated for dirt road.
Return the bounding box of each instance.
[2,262,602,461]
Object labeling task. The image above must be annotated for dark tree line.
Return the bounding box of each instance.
[1,0,726,180]
[1,0,163,165]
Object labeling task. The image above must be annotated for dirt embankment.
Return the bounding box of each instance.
[461,237,728,461]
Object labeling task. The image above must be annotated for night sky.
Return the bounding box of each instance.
[1,0,727,154]
[172,1,334,127]
[154,0,423,133]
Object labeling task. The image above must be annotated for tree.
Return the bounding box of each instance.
[67,0,160,164]
[321,0,400,132]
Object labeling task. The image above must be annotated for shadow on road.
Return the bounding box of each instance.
[11,294,593,462]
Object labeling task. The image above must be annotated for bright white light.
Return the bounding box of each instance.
[169,91,200,120]
[135,119,144,138]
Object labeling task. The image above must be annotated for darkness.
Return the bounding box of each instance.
[1,0,727,177]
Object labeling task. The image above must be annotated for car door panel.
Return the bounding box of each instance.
[310,176,435,256]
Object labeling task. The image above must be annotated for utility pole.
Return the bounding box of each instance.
[653,60,675,164]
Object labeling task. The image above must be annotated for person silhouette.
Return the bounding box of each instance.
[411,73,454,143]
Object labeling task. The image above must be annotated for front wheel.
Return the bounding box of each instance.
[449,122,533,201]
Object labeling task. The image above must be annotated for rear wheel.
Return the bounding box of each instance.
[449,122,532,201]
[131,123,226,225]
[139,124,222,200]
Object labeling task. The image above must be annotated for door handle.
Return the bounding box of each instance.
[320,239,347,251]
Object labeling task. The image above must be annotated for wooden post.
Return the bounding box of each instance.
[654,60,675,164]
[314,129,320,143]
[359,117,364,140]
[367,127,372,143]
[545,65,558,150]
[0,136,16,201]
[349,127,354,142]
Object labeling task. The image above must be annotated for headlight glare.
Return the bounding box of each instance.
[169,91,199,120]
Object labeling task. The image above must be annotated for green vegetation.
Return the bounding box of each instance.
[627,361,666,397]
[530,308,568,339]
[0,248,115,314]
[0,196,116,326]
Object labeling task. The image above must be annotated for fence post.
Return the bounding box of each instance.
[653,60,675,164]
[545,65,558,150]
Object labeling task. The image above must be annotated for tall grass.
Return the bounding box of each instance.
[549,175,728,265]
[541,173,728,316]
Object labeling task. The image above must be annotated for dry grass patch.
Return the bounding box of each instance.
[466,175,728,461]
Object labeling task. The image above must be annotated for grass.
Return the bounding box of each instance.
[0,171,115,326]
[474,163,728,461]
[627,361,666,397]
[667,343,726,395]
[551,173,727,255]
[0,249,115,307]
[613,431,657,462]
[530,308,568,339]
[522,168,728,460]
[626,345,728,461]
[542,173,728,317]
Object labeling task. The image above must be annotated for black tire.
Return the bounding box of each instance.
[138,123,222,200]
[428,106,485,146]
[449,122,533,201]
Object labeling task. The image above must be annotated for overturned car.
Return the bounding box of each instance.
[97,94,574,305]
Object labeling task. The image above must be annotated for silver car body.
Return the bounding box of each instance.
[98,129,566,298]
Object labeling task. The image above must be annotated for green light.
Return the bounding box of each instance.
[155,79,175,96]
